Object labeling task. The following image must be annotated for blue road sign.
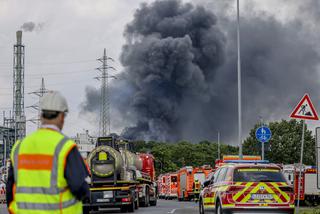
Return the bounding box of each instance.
[255,126,272,143]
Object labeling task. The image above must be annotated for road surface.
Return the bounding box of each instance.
[0,200,198,214]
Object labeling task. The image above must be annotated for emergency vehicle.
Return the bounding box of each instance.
[282,164,320,205]
[164,173,178,199]
[199,161,295,214]
[157,174,167,199]
[177,166,194,200]
[177,165,213,201]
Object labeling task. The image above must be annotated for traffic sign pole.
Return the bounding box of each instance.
[262,141,264,160]
[296,120,305,214]
[290,94,319,214]
[316,128,320,190]
[255,126,271,160]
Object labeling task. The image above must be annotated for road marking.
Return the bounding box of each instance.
[168,209,177,213]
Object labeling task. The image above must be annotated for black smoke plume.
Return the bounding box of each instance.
[82,0,320,143]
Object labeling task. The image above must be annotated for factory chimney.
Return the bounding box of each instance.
[13,30,26,139]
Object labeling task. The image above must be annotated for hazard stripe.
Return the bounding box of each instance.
[234,183,258,202]
[240,183,276,203]
[263,183,282,203]
[204,203,214,205]
[268,183,290,202]
[240,184,261,203]
[233,182,253,201]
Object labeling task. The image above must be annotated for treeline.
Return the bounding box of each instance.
[133,119,316,175]
[133,140,238,175]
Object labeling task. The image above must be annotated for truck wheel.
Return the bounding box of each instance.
[145,190,150,207]
[120,206,127,213]
[150,198,157,206]
[127,202,135,213]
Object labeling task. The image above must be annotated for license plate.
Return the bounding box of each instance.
[251,194,273,200]
[97,198,110,203]
[103,191,113,199]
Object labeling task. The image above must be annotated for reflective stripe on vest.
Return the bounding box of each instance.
[17,198,78,210]
[13,137,68,197]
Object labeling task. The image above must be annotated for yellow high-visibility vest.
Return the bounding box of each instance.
[194,181,200,193]
[8,128,83,214]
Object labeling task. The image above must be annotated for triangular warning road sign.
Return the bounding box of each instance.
[290,94,319,120]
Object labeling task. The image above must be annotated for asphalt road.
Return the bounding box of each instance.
[0,200,198,214]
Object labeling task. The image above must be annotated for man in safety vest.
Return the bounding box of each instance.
[6,91,90,214]
[193,179,201,202]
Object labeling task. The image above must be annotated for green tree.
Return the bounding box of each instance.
[243,119,315,165]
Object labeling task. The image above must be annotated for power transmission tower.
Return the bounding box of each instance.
[28,78,49,127]
[13,31,26,140]
[95,48,116,137]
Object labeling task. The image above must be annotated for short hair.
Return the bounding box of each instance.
[41,110,60,120]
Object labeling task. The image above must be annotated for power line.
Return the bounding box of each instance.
[0,77,95,90]
[0,68,93,77]
[0,59,96,67]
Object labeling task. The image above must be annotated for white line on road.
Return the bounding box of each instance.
[168,209,177,213]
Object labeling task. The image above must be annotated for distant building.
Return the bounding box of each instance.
[72,130,96,159]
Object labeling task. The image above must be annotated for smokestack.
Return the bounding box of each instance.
[16,31,22,45]
[13,29,26,139]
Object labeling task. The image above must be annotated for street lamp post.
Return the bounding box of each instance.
[237,0,243,159]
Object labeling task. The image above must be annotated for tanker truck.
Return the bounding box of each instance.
[83,136,157,213]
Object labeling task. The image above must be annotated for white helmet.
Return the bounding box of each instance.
[40,91,69,113]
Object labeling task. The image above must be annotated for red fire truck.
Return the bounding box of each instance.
[282,164,320,205]
[164,173,178,199]
[177,165,213,201]
[157,174,167,199]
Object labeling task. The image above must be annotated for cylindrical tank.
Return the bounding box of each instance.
[87,145,123,177]
[124,150,142,171]
[139,153,155,181]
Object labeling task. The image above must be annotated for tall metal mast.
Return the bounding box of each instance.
[237,0,243,159]
[13,31,26,140]
[96,49,116,136]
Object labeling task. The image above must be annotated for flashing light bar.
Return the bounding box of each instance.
[305,168,317,173]
[223,160,270,164]
[223,155,261,161]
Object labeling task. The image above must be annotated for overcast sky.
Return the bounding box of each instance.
[0,0,319,139]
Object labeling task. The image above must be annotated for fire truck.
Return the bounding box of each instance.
[157,174,167,199]
[177,165,213,201]
[164,173,178,199]
[157,173,178,199]
[282,164,320,205]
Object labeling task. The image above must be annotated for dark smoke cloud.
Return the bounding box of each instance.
[120,0,227,141]
[21,22,44,32]
[81,0,320,143]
